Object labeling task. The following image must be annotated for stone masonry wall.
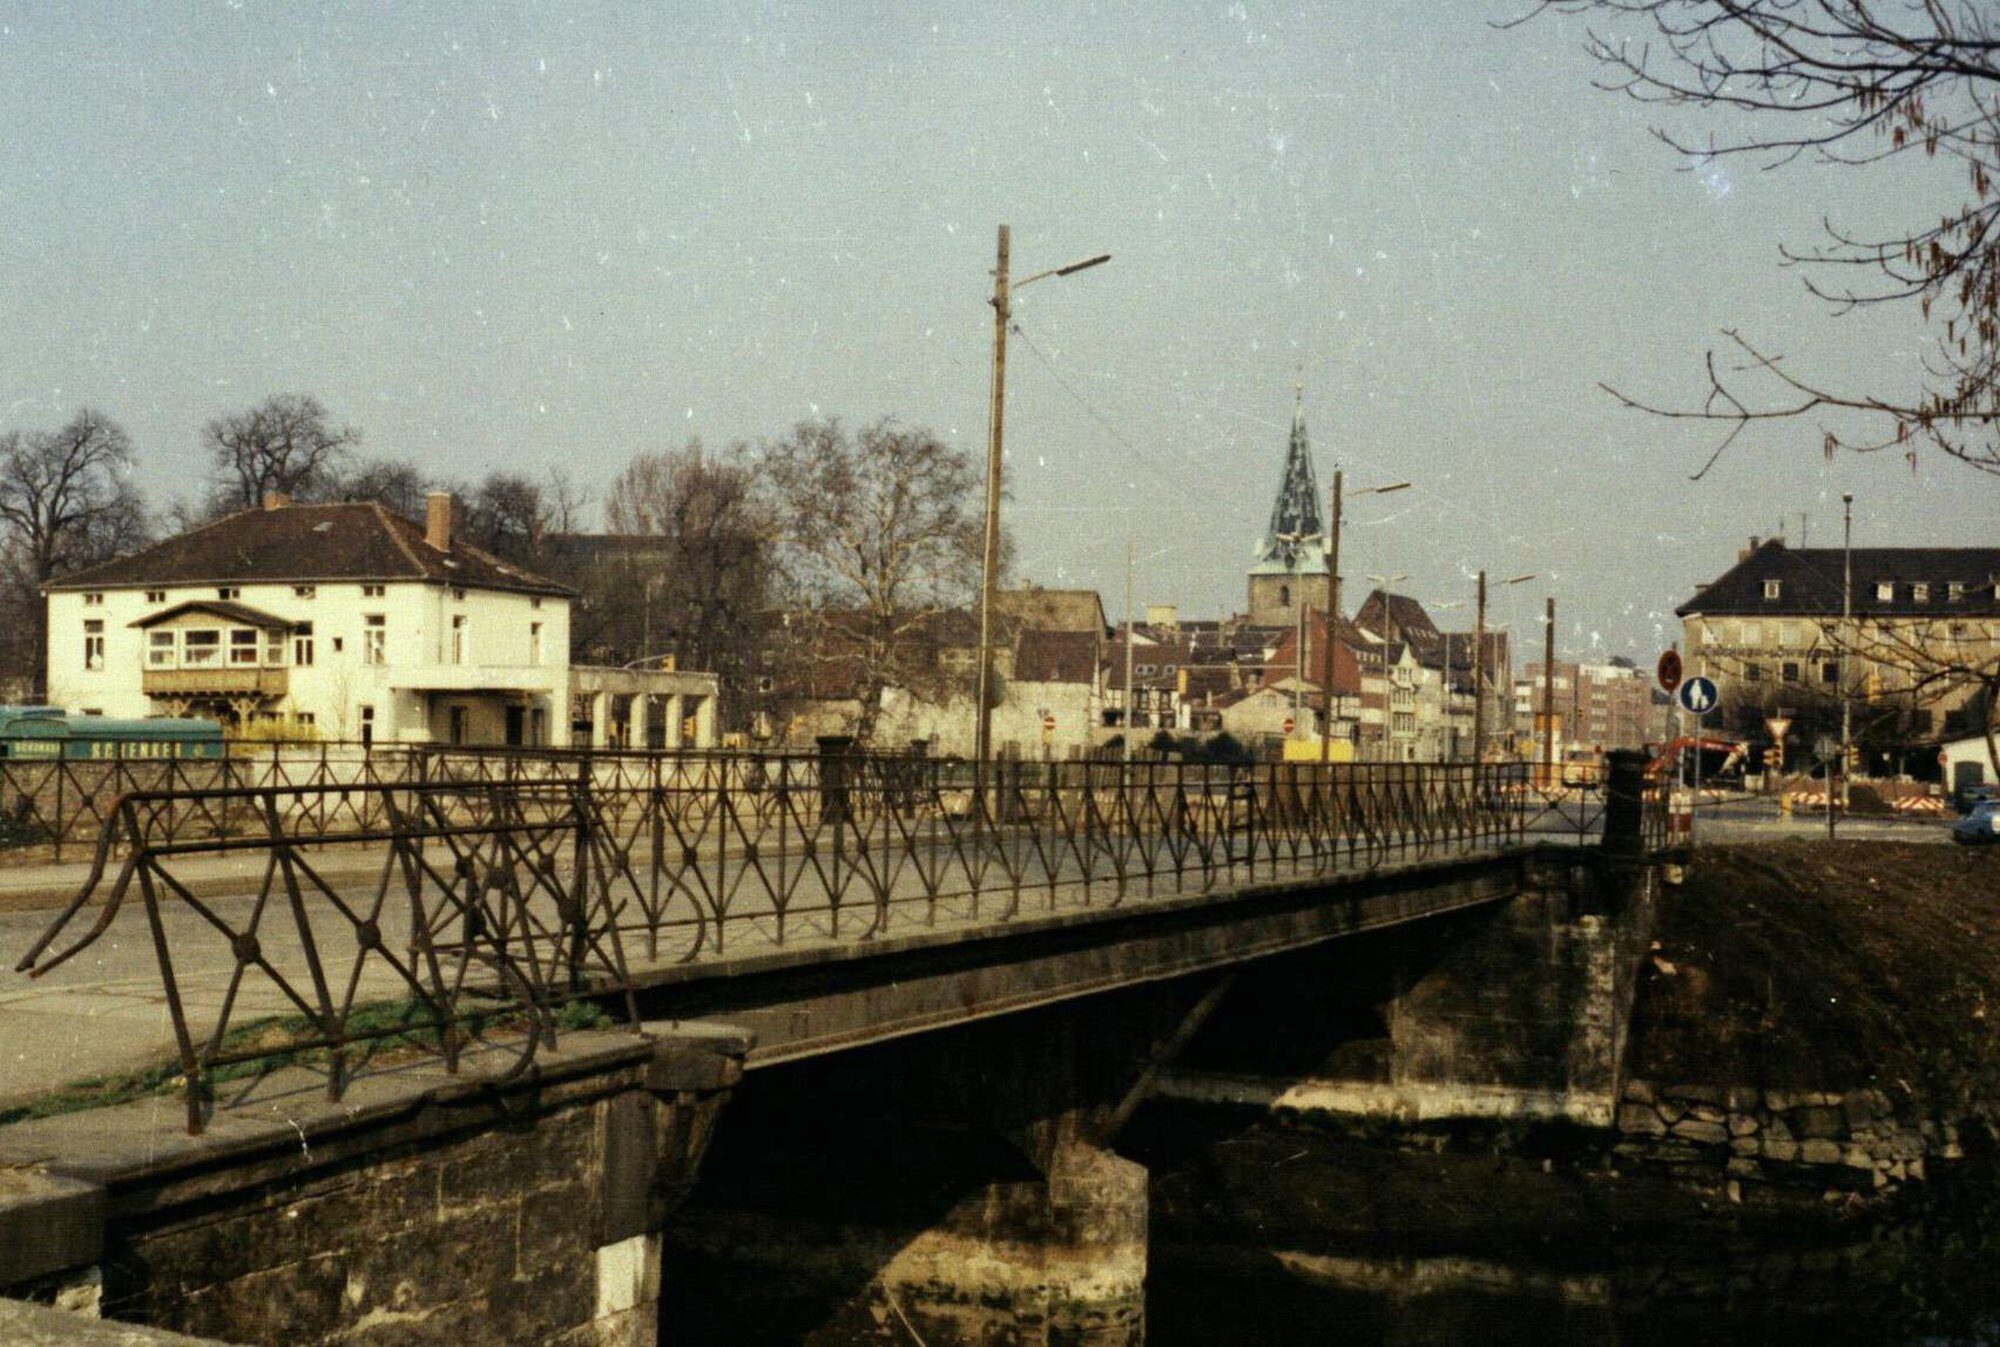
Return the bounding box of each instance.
[106,1107,617,1346]
[1615,1079,1971,1200]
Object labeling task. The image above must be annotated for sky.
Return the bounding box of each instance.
[2,2,1994,661]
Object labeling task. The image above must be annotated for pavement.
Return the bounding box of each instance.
[1688,797,1957,845]
[0,824,1540,1112]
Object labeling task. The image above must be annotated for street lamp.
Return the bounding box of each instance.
[1431,599,1468,762]
[1472,572,1537,764]
[975,225,1111,764]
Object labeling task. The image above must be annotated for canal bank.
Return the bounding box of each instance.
[1125,840,2000,1344]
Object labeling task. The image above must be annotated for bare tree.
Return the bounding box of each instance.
[0,409,149,695]
[601,439,771,683]
[758,417,987,740]
[1517,0,2000,476]
[202,394,359,512]
[339,457,436,519]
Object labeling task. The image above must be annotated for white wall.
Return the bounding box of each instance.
[46,580,570,744]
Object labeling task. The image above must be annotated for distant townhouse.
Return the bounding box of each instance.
[1675,538,2000,750]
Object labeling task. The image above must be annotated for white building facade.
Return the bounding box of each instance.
[45,494,574,746]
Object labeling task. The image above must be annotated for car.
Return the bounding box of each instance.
[1954,781,2000,815]
[1951,801,2000,846]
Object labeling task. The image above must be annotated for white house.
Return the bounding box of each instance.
[44,492,574,746]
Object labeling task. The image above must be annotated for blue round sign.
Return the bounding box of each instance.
[1677,675,1718,716]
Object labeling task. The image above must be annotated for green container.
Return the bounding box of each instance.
[0,714,225,761]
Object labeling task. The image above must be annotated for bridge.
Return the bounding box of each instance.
[0,748,1663,1346]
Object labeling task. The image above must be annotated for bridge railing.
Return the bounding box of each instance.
[11,756,1637,1133]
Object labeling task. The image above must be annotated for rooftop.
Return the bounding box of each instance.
[1676,540,2000,619]
[52,500,573,598]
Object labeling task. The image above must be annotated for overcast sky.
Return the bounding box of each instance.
[2,2,1992,659]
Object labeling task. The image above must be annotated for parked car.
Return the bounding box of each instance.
[1951,801,2000,846]
[1954,781,2000,815]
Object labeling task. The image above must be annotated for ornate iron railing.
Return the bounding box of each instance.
[11,756,1647,1134]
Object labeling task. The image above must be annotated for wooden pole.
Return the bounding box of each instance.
[975,225,1010,766]
[1319,469,1342,763]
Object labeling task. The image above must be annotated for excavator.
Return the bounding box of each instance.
[1646,735,1748,784]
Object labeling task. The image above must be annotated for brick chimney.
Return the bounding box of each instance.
[425,491,455,552]
[262,490,289,511]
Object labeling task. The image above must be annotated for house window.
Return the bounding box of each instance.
[358,706,374,748]
[1949,582,1966,602]
[229,629,260,666]
[147,631,175,668]
[83,620,104,671]
[529,621,543,665]
[144,590,164,603]
[450,615,467,665]
[451,586,467,602]
[1821,661,1840,685]
[531,597,543,610]
[1876,581,1895,602]
[294,712,316,728]
[1781,661,1801,682]
[1743,662,1762,683]
[1913,582,1931,603]
[264,630,285,665]
[362,584,384,598]
[1279,584,1290,607]
[363,615,386,666]
[217,587,240,601]
[82,591,104,606]
[294,585,316,599]
[1740,623,1760,647]
[293,623,315,667]
[182,629,220,667]
[1762,579,1782,599]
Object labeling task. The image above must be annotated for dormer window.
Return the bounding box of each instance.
[1762,579,1782,600]
[1875,581,1895,602]
[1913,582,1931,603]
[1948,581,1966,601]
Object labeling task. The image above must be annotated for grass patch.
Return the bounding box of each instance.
[0,996,615,1127]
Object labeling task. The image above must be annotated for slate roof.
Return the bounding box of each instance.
[1353,590,1441,647]
[1248,392,1329,576]
[53,502,573,598]
[1676,540,2000,618]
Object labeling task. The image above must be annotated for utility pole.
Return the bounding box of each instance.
[1320,469,1342,764]
[973,227,1109,764]
[1124,538,1135,762]
[1472,570,1487,765]
[1833,491,1854,841]
[974,225,1011,767]
[1541,596,1557,789]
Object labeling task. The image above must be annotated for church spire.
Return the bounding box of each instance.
[1250,385,1326,575]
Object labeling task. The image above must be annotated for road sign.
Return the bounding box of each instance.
[1656,649,1683,694]
[1765,716,1791,743]
[1677,675,1718,716]
[1282,715,1295,734]
[1042,714,1056,732]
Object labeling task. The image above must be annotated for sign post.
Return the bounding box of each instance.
[1677,675,1718,849]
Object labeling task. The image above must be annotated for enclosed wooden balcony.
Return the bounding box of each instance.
[142,666,289,699]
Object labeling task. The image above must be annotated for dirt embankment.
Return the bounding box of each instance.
[1632,841,2000,1114]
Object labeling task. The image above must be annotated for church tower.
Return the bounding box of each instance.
[1245,388,1332,627]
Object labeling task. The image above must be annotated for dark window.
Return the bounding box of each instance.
[1743,662,1763,683]
[1781,661,1801,682]
[1822,662,1840,684]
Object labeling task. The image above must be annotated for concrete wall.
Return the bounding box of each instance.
[1162,856,1661,1129]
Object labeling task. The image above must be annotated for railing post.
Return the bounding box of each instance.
[817,735,854,827]
[1601,749,1649,856]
